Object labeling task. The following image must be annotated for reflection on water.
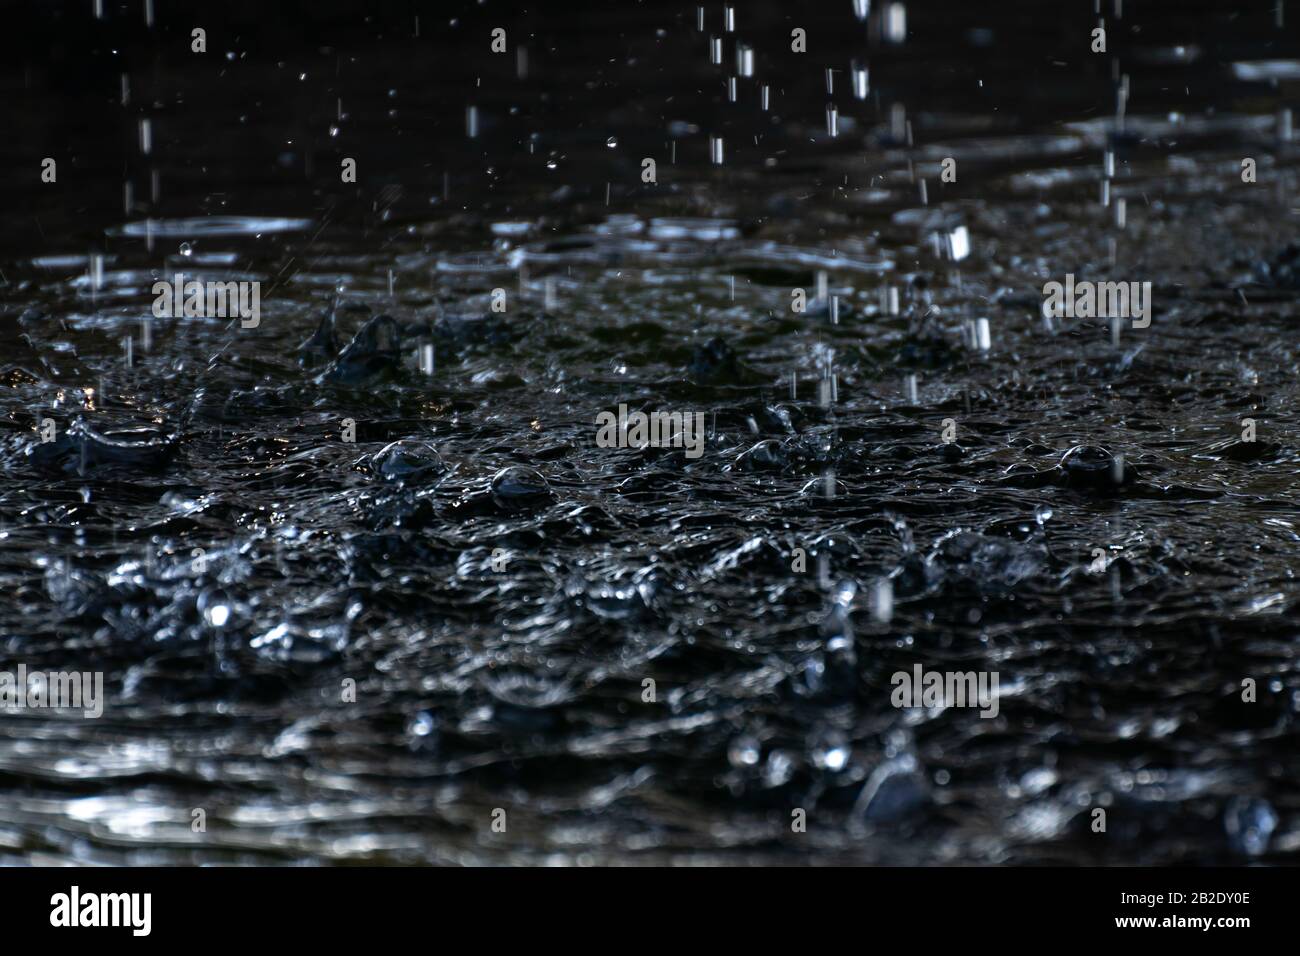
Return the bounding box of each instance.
[1,0,1299,864]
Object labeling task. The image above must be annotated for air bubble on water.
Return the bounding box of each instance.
[606,136,617,148]
[179,242,192,257]
[546,159,558,170]
[1035,504,1053,526]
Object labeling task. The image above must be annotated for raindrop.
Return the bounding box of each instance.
[890,103,907,140]
[904,373,918,403]
[881,286,899,314]
[737,45,754,76]
[852,62,869,99]
[870,579,893,623]
[947,225,970,260]
[884,3,907,43]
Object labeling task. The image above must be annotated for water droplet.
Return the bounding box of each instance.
[811,729,850,772]
[198,590,232,628]
[410,711,437,737]
[179,242,192,257]
[406,711,441,752]
[605,136,617,148]
[764,750,794,787]
[728,735,761,768]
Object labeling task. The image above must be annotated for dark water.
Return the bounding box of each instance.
[1,0,1299,864]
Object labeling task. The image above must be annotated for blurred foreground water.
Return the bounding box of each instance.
[0,0,1298,864]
